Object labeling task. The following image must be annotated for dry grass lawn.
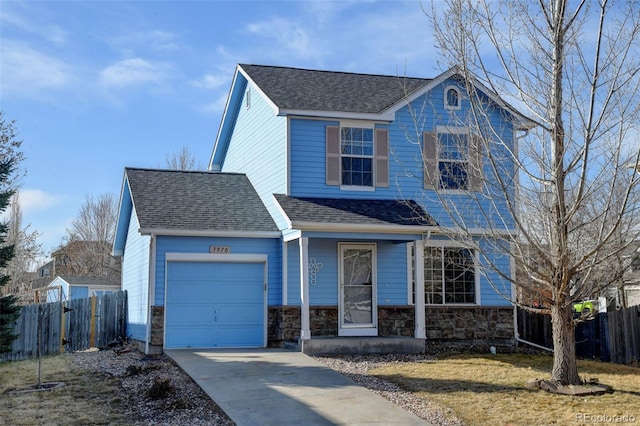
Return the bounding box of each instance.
[370,353,640,425]
[0,354,125,425]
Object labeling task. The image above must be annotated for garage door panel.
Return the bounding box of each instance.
[216,325,263,347]
[166,305,213,325]
[168,262,215,280]
[217,303,264,324]
[167,327,214,348]
[165,260,265,349]
[170,285,216,304]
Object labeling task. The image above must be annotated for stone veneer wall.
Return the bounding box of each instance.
[268,305,416,345]
[378,306,415,337]
[424,306,514,340]
[150,306,164,346]
[151,305,513,349]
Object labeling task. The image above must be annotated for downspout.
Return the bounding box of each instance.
[145,233,157,354]
[513,303,554,352]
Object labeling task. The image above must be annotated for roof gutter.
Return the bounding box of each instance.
[290,221,436,234]
[138,228,281,238]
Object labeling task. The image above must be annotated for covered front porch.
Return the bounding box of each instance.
[272,195,437,353]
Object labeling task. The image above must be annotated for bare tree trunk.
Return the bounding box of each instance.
[550,303,580,385]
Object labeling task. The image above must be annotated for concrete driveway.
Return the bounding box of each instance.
[164,348,428,425]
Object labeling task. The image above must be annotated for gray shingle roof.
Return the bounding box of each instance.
[273,195,436,227]
[58,275,120,287]
[125,168,278,233]
[240,64,431,114]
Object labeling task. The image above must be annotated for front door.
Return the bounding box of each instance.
[339,243,377,336]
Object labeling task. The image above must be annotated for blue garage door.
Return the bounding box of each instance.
[165,261,265,349]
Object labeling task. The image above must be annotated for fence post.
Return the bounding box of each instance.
[89,296,96,348]
[59,300,66,353]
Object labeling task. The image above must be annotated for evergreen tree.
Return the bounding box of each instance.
[0,159,19,353]
[0,112,22,354]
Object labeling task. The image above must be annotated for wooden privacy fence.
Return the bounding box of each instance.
[517,305,640,365]
[1,290,127,362]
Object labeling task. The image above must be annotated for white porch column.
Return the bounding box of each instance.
[299,237,311,340]
[414,241,425,339]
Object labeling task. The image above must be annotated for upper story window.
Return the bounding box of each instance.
[444,86,461,110]
[423,127,482,191]
[438,132,469,190]
[341,127,374,187]
[326,124,388,189]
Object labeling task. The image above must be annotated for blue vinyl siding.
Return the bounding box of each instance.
[288,78,516,231]
[377,242,410,305]
[121,209,150,341]
[286,238,410,306]
[286,240,301,304]
[154,236,280,306]
[478,238,513,306]
[221,81,288,229]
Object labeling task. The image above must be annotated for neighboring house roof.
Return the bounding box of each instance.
[274,195,436,232]
[239,64,431,114]
[114,168,279,253]
[54,275,120,287]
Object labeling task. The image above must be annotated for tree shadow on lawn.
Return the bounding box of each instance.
[431,353,640,377]
[371,373,539,395]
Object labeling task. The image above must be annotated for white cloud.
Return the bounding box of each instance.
[0,189,64,223]
[99,58,171,88]
[111,29,182,53]
[191,73,228,90]
[246,17,317,59]
[1,8,69,45]
[0,40,71,95]
[19,189,64,214]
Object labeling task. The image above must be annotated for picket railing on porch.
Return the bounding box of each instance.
[1,290,127,362]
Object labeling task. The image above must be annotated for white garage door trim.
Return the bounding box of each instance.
[164,253,268,349]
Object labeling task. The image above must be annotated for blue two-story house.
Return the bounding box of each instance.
[114,64,532,355]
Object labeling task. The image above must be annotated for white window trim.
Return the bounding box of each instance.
[339,121,376,190]
[407,243,415,305]
[423,241,479,305]
[338,242,378,336]
[444,85,462,110]
[435,126,471,192]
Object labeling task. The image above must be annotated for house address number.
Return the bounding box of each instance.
[209,246,231,254]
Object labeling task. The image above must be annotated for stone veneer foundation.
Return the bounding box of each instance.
[268,306,416,345]
[424,306,515,341]
[147,304,514,351]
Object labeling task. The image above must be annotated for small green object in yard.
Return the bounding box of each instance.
[573,300,595,314]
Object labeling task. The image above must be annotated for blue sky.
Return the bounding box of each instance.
[0,0,441,259]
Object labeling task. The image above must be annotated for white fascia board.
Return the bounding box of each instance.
[283,229,302,242]
[381,66,536,131]
[138,228,281,238]
[272,194,293,229]
[113,173,133,256]
[209,67,242,170]
[279,109,395,122]
[237,65,281,114]
[291,221,435,234]
[166,252,268,263]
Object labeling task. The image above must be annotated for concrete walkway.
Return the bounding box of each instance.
[165,348,428,425]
